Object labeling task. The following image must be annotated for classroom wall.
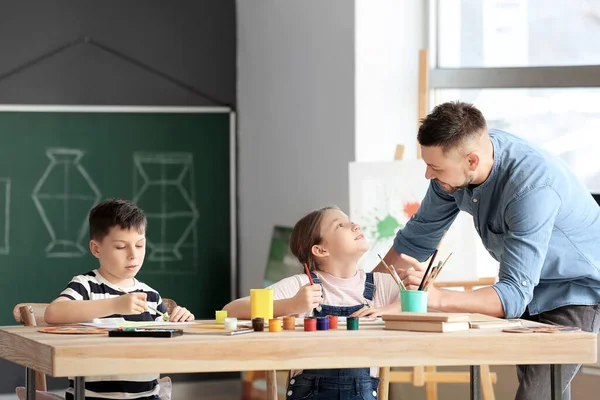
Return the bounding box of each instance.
[355,0,427,163]
[0,0,235,393]
[0,1,235,106]
[237,0,356,295]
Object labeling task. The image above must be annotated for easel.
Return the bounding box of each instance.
[382,49,497,400]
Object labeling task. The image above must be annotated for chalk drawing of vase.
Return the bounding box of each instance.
[32,148,102,258]
[133,152,199,262]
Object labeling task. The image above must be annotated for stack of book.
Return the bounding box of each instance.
[382,312,471,332]
[382,312,523,333]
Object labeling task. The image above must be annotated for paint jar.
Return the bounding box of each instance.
[328,315,339,329]
[269,318,282,332]
[304,317,317,331]
[250,288,274,320]
[215,310,228,324]
[316,317,329,331]
[347,317,359,330]
[224,317,237,330]
[252,317,265,332]
[283,316,296,330]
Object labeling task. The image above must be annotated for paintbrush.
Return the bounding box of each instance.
[417,230,448,291]
[377,253,406,290]
[118,287,169,320]
[422,260,442,291]
[425,252,453,291]
[304,263,322,312]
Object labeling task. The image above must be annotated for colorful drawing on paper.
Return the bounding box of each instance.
[349,160,498,282]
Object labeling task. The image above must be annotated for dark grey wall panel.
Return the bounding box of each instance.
[0,0,236,106]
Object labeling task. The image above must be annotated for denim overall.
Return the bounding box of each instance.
[286,272,380,400]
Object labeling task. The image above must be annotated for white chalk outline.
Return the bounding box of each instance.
[32,148,102,258]
[0,178,10,255]
[133,152,199,273]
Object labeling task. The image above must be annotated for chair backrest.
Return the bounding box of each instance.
[162,298,177,315]
[12,298,177,395]
[13,303,49,391]
[13,303,49,327]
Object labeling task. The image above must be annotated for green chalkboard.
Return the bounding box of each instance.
[0,108,232,324]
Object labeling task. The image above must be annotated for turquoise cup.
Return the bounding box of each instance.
[400,290,428,312]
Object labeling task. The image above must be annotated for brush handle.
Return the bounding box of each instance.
[418,249,438,291]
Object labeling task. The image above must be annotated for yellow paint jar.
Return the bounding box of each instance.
[250,288,274,320]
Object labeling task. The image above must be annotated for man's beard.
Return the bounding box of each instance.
[437,176,473,194]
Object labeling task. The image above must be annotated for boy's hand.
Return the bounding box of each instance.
[169,306,194,322]
[292,283,322,313]
[113,292,148,315]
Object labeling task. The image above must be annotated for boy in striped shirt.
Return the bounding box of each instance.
[45,198,194,400]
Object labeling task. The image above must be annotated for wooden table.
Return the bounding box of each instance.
[0,323,596,400]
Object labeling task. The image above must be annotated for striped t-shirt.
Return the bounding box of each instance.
[60,269,167,400]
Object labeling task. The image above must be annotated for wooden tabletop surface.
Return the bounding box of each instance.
[0,322,595,377]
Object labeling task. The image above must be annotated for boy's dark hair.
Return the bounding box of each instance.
[289,206,339,272]
[89,198,147,241]
[417,101,487,153]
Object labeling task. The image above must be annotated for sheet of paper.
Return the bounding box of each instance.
[80,317,196,329]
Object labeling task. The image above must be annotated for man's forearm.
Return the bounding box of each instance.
[435,286,505,317]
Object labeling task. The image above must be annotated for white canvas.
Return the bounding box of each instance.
[349,160,498,282]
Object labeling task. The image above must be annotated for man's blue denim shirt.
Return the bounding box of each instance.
[394,129,600,319]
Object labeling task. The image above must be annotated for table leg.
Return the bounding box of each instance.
[74,376,85,400]
[470,365,481,400]
[25,367,36,400]
[266,370,278,400]
[551,364,562,400]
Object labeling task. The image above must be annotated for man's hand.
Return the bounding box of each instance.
[398,253,443,310]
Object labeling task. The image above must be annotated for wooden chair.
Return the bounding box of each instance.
[13,298,179,400]
[379,277,498,400]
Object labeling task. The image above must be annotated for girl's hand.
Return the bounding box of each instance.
[292,283,322,313]
[349,305,382,318]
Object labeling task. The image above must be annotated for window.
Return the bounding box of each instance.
[431,0,600,194]
[431,0,600,371]
[438,0,600,68]
[435,88,600,192]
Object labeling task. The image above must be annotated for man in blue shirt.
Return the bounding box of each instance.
[376,101,600,400]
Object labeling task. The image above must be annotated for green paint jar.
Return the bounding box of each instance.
[346,316,359,330]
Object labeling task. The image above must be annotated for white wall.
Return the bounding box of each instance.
[237,1,356,295]
[355,0,427,163]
